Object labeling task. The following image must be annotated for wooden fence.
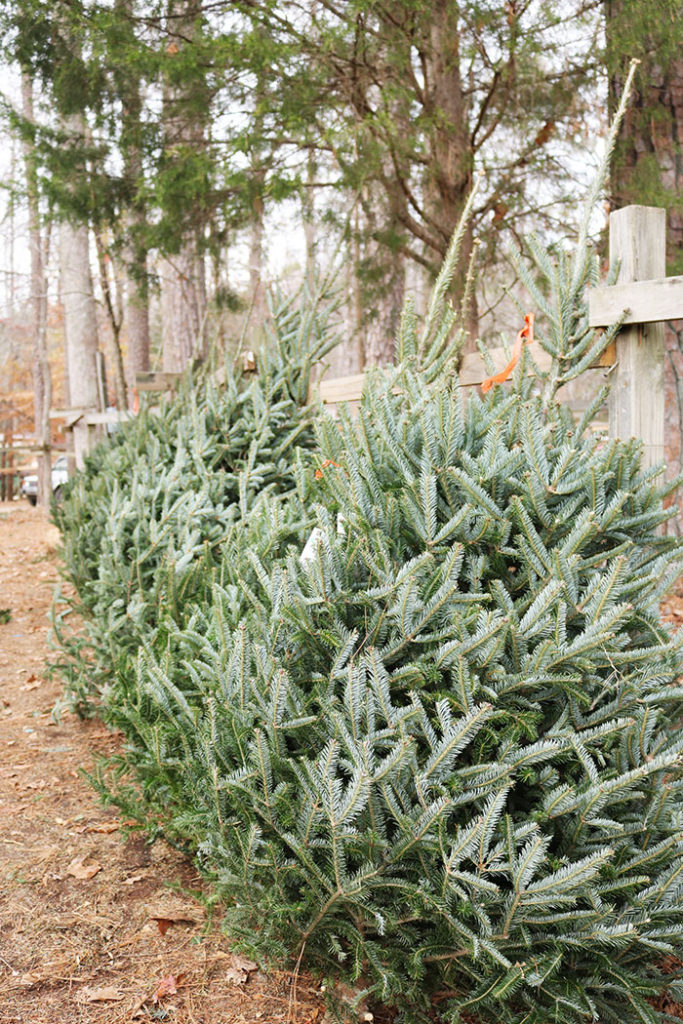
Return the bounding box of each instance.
[312,206,683,471]
[49,204,683,475]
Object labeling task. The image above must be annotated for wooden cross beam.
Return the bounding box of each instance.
[588,206,683,470]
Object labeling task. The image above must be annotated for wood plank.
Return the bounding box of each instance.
[317,338,614,403]
[607,205,666,469]
[458,345,554,386]
[51,408,133,427]
[589,274,683,327]
[50,408,87,420]
[135,371,181,384]
[0,443,65,454]
[317,373,366,404]
[135,371,181,392]
[83,411,134,426]
[136,379,174,392]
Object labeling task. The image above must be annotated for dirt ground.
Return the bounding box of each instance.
[0,502,325,1024]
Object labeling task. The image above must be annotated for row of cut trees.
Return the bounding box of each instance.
[1,1,681,504]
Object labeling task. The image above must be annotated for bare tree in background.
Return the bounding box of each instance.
[21,72,52,506]
[160,0,207,373]
[115,0,151,391]
[60,113,101,468]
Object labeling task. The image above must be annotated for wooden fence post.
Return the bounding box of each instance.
[607,206,666,469]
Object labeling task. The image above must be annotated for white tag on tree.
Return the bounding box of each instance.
[300,527,324,563]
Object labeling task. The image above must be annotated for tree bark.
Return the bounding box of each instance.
[160,0,207,372]
[424,1,477,340]
[355,193,404,368]
[302,148,317,287]
[125,257,151,384]
[160,247,206,371]
[95,230,128,410]
[249,187,266,333]
[59,114,101,468]
[114,0,151,390]
[21,72,52,505]
[364,257,404,367]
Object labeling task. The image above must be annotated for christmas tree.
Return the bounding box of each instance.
[52,282,339,716]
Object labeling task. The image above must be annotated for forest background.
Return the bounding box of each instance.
[0,0,680,505]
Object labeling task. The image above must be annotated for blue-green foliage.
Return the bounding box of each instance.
[52,286,338,715]
[102,367,683,1024]
[54,203,683,1022]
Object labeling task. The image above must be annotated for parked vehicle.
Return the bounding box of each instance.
[20,456,69,505]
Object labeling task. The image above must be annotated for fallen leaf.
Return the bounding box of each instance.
[226,966,248,985]
[147,904,199,922]
[85,821,119,834]
[67,855,102,880]
[152,974,180,1003]
[19,972,42,988]
[225,954,258,986]
[148,904,199,935]
[20,674,42,692]
[78,986,123,1003]
[123,874,145,885]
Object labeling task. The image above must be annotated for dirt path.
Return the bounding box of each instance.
[0,503,323,1024]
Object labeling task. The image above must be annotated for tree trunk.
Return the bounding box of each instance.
[95,230,128,410]
[424,0,477,341]
[59,114,101,468]
[302,149,317,287]
[356,193,404,368]
[160,0,207,372]
[21,72,52,505]
[125,257,151,385]
[660,57,683,532]
[364,258,404,367]
[249,187,266,333]
[115,0,151,391]
[160,247,206,372]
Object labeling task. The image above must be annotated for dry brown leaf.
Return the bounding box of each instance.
[152,974,180,1003]
[19,972,42,988]
[226,966,248,985]
[147,905,199,923]
[67,854,102,880]
[225,954,258,985]
[78,986,123,1003]
[148,904,199,935]
[20,678,42,692]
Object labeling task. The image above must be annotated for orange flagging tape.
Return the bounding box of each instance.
[315,458,341,480]
[481,313,535,393]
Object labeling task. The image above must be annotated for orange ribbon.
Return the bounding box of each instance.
[481,313,535,393]
[315,458,341,480]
